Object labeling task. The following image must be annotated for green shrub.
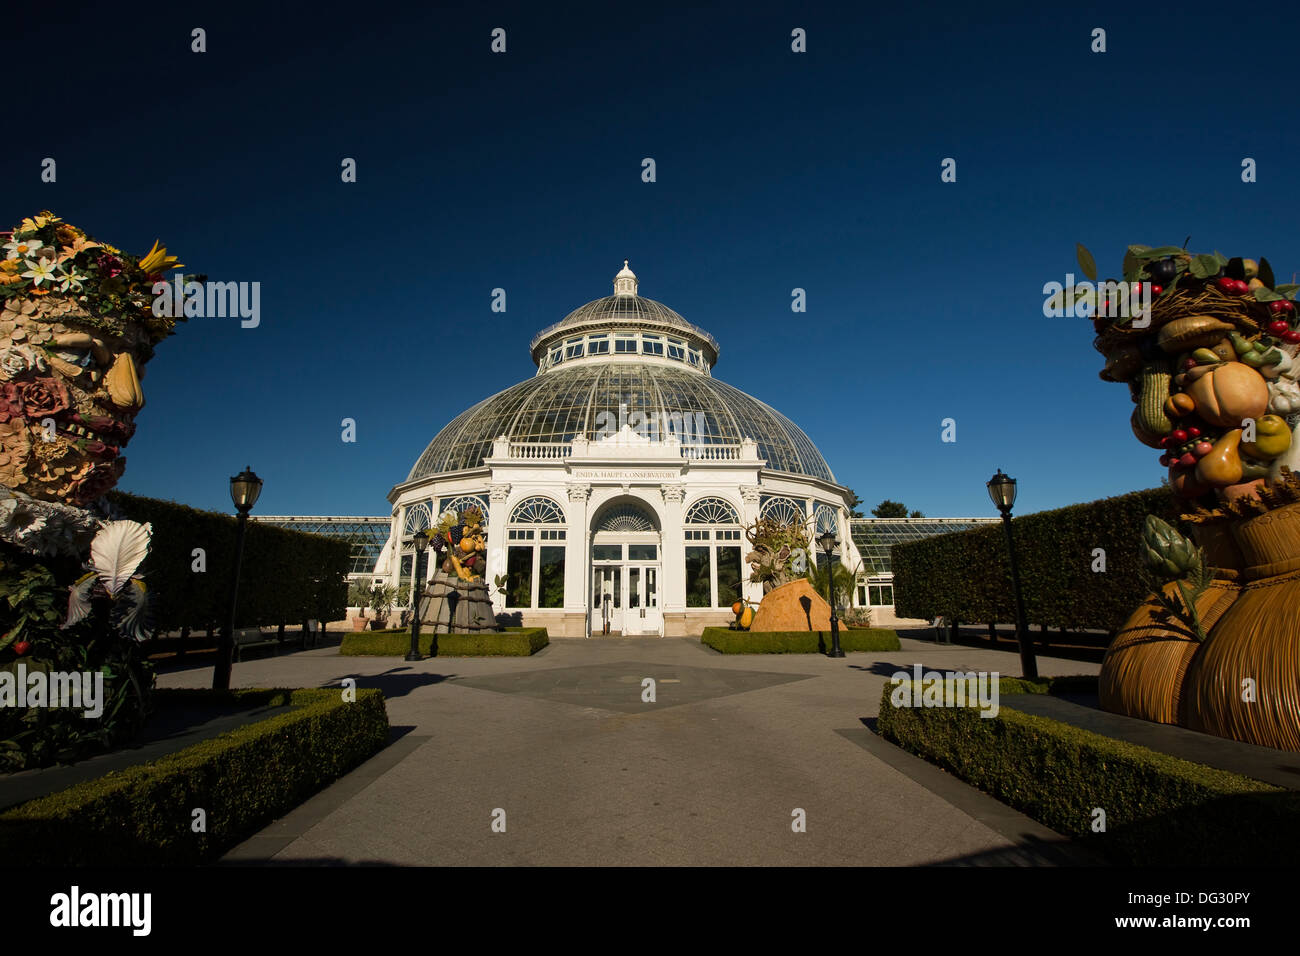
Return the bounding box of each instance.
[339,628,549,656]
[701,628,900,654]
[891,487,1180,632]
[105,491,350,632]
[876,682,1297,865]
[0,687,389,865]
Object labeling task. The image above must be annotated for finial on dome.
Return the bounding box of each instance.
[613,260,638,297]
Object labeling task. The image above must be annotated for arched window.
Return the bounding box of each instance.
[506,497,566,609]
[684,497,743,609]
[400,502,434,590]
[596,504,655,533]
[441,495,490,527]
[760,496,803,526]
[685,497,739,525]
[814,503,838,535]
[403,502,432,534]
[510,496,565,525]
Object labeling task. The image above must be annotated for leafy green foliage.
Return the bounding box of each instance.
[0,688,389,865]
[876,682,1297,865]
[701,627,899,654]
[891,487,1181,631]
[871,500,910,518]
[1,544,154,772]
[1075,242,1098,281]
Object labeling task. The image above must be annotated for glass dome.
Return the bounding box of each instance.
[407,363,834,482]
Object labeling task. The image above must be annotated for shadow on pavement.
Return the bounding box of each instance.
[321,669,456,700]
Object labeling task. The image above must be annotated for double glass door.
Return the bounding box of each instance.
[592,562,660,635]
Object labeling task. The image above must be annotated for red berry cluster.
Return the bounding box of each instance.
[1158,423,1215,468]
[1265,299,1300,343]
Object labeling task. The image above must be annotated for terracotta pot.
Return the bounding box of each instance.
[351,616,367,631]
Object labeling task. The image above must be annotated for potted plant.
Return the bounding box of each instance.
[347,579,373,630]
[368,583,397,630]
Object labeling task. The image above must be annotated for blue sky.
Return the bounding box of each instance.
[7,0,1299,518]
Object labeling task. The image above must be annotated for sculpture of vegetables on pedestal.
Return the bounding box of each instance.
[1078,243,1300,749]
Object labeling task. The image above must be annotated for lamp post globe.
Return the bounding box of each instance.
[407,530,429,661]
[987,469,1037,680]
[986,468,1017,513]
[214,466,263,691]
[817,531,844,658]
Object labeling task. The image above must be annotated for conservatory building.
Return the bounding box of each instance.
[375,263,863,637]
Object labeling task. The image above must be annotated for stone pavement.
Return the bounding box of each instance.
[157,632,1101,866]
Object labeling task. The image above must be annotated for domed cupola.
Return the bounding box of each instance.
[528,262,720,373]
[613,260,638,296]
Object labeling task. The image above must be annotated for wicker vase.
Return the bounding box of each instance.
[1099,578,1239,725]
[1178,503,1300,750]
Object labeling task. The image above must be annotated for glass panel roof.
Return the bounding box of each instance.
[253,517,391,575]
[407,363,834,482]
[848,518,1000,574]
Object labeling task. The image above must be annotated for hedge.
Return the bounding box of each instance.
[106,491,350,632]
[0,687,389,865]
[340,628,549,656]
[701,628,901,654]
[876,679,1298,865]
[891,487,1181,632]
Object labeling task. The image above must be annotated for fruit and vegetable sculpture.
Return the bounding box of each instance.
[1082,243,1300,750]
[429,504,487,582]
[744,517,809,593]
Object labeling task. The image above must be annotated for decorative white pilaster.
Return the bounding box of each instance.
[659,483,686,616]
[739,484,763,606]
[486,482,512,611]
[564,483,592,623]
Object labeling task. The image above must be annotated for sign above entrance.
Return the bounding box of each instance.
[571,469,680,480]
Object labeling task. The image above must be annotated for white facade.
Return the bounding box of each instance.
[377,264,862,637]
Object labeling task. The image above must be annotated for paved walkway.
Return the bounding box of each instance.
[157,633,1101,866]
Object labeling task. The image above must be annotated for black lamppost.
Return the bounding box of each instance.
[817,530,844,658]
[407,530,429,661]
[213,466,263,690]
[987,469,1037,680]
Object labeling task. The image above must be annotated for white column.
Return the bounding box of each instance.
[487,482,511,612]
[393,504,406,592]
[739,484,762,606]
[564,483,592,624]
[659,483,686,617]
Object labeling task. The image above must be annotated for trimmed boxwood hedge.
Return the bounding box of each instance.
[106,491,350,632]
[701,627,900,654]
[876,679,1298,865]
[0,687,389,865]
[340,628,549,656]
[891,487,1181,632]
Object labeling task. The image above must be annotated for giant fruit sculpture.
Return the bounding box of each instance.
[1084,244,1300,750]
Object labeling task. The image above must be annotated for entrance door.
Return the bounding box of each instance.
[626,565,662,636]
[592,565,622,635]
